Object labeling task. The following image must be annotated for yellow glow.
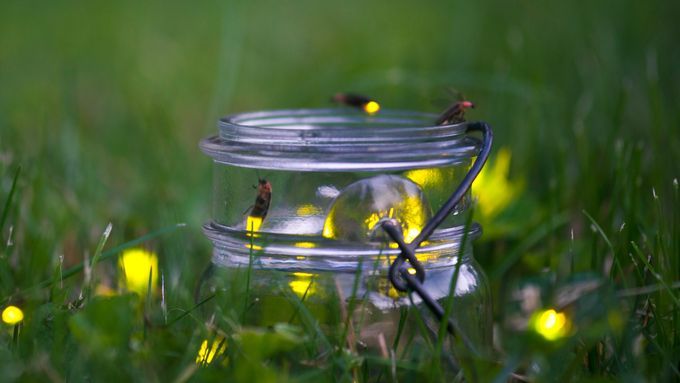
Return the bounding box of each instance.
[397,196,427,242]
[404,168,443,189]
[196,337,227,365]
[378,278,401,299]
[415,251,438,263]
[363,101,380,115]
[2,305,24,325]
[294,242,316,249]
[322,224,334,238]
[363,212,383,235]
[246,216,263,232]
[245,243,263,251]
[406,268,417,275]
[356,198,425,243]
[472,147,523,220]
[533,309,570,341]
[289,272,316,298]
[296,204,321,216]
[119,248,158,297]
[405,228,421,243]
[322,176,430,244]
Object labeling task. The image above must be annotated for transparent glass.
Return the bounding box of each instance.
[199,108,491,355]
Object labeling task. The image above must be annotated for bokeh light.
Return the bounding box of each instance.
[533,308,571,341]
[472,147,523,220]
[363,100,380,115]
[196,337,227,365]
[2,306,24,325]
[119,248,159,297]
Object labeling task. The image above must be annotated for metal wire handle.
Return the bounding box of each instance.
[381,121,493,353]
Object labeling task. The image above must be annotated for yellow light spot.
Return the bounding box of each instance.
[246,216,263,233]
[322,175,430,244]
[289,272,316,297]
[363,101,380,115]
[2,306,24,325]
[415,251,438,263]
[378,278,402,299]
[533,309,570,341]
[296,204,321,216]
[294,242,316,249]
[404,168,443,189]
[119,248,158,297]
[293,272,313,277]
[322,224,335,239]
[405,228,421,244]
[407,268,417,275]
[196,337,227,365]
[472,147,524,220]
[245,243,263,251]
[398,196,428,242]
[363,212,382,234]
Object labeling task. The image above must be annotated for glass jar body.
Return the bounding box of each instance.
[196,251,492,355]
[199,108,493,358]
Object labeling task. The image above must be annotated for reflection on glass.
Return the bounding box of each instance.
[296,204,322,216]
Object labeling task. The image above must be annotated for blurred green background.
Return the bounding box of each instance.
[1,0,678,381]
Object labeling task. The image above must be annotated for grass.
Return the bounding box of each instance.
[1,0,679,381]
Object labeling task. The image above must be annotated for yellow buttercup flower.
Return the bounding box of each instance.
[119,248,159,297]
[472,147,523,220]
[2,305,24,325]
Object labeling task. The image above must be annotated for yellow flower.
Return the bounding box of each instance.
[472,147,523,220]
[2,305,24,325]
[196,337,227,365]
[532,308,571,341]
[119,248,158,297]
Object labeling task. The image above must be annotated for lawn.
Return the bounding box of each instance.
[1,0,678,381]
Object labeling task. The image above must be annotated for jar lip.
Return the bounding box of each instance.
[200,108,480,172]
[204,221,481,272]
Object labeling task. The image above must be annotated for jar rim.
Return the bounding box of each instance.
[200,108,480,172]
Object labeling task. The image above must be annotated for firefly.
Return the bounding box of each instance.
[245,178,272,232]
[332,92,381,115]
[435,100,475,125]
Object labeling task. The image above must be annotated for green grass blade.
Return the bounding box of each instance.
[630,241,680,307]
[166,293,216,327]
[0,165,21,238]
[582,210,626,286]
[8,222,187,296]
[490,212,569,278]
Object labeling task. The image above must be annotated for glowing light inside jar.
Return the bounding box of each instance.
[322,175,431,244]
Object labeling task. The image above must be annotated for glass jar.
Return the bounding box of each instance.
[198,108,492,356]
